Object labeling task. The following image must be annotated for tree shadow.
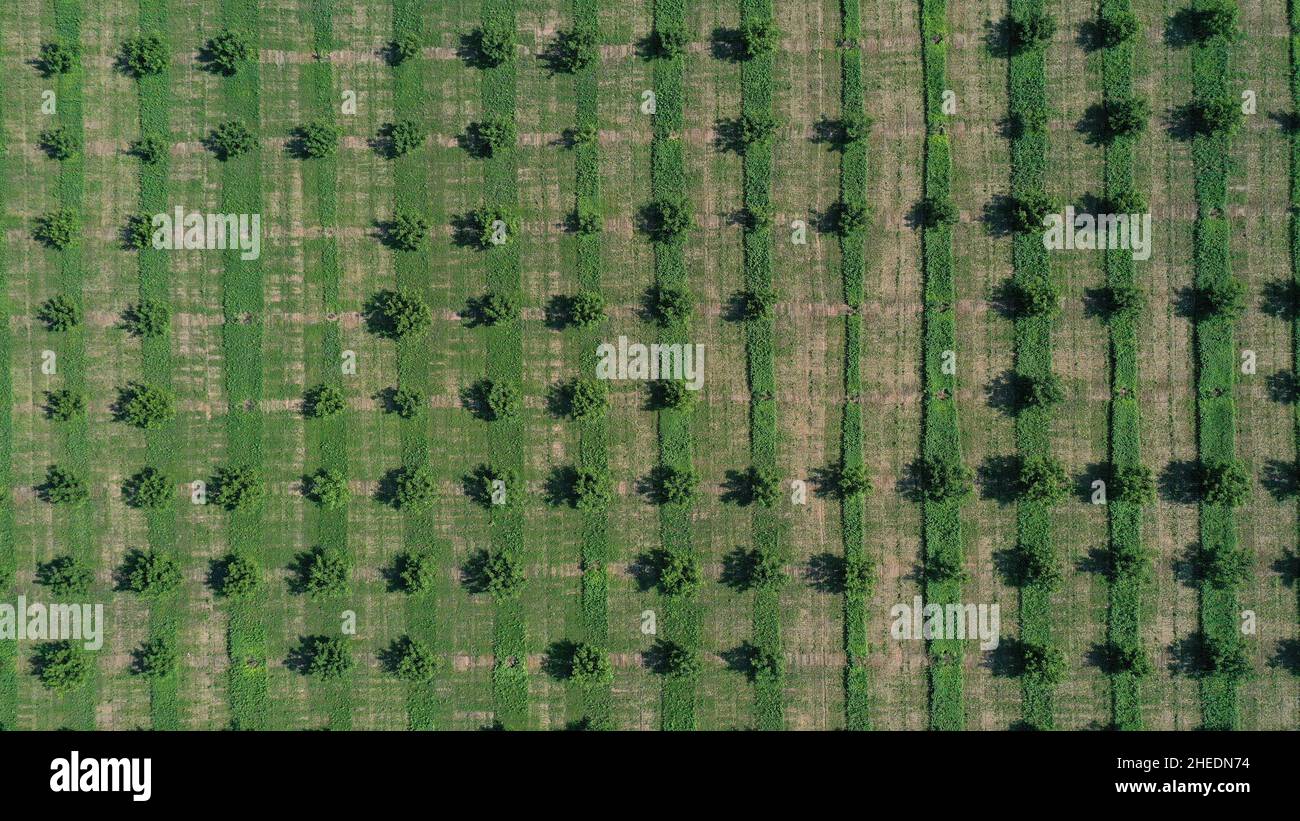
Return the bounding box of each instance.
[1171,543,1204,589]
[1165,102,1205,143]
[720,547,759,591]
[1270,638,1300,675]
[983,16,1014,59]
[1167,632,1207,678]
[1075,103,1111,148]
[709,27,742,61]
[1261,278,1300,320]
[460,548,493,595]
[542,639,578,680]
[977,454,1021,505]
[1077,462,1108,505]
[1273,549,1299,588]
[720,642,759,679]
[544,465,579,508]
[1261,459,1299,501]
[806,552,845,594]
[980,194,1016,238]
[1163,8,1202,49]
[1269,109,1300,136]
[984,636,1025,678]
[1158,459,1202,504]
[712,117,745,154]
[985,370,1024,417]
[1075,546,1113,579]
[1267,370,1299,405]
[458,379,492,421]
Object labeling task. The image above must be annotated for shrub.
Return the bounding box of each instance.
[1200,278,1246,320]
[34,209,79,249]
[36,41,78,76]
[1021,643,1065,685]
[394,551,434,594]
[131,136,168,165]
[125,300,170,338]
[1108,644,1153,678]
[388,211,430,251]
[656,640,700,678]
[37,294,81,331]
[303,383,346,419]
[837,202,870,236]
[204,29,251,75]
[478,291,518,325]
[574,201,603,235]
[301,636,353,679]
[835,464,873,499]
[573,468,612,510]
[120,32,169,78]
[750,647,783,682]
[734,465,780,507]
[45,389,85,422]
[739,18,780,59]
[389,386,425,418]
[1023,373,1064,410]
[36,555,93,595]
[384,119,425,157]
[569,643,613,685]
[1191,1,1241,43]
[1106,283,1145,322]
[485,381,520,421]
[1104,188,1147,215]
[39,126,80,160]
[917,196,959,228]
[657,550,701,597]
[120,549,181,597]
[651,379,697,411]
[1111,464,1155,505]
[481,549,525,600]
[566,289,605,326]
[134,638,176,679]
[1205,636,1252,681]
[1096,8,1140,47]
[1202,460,1250,507]
[211,464,265,511]
[1009,10,1056,53]
[1111,539,1152,579]
[386,636,439,682]
[649,285,693,327]
[470,205,520,248]
[657,466,699,505]
[647,197,692,242]
[476,22,515,66]
[117,382,175,430]
[1192,96,1242,136]
[567,379,608,420]
[1101,96,1149,141]
[390,30,421,65]
[738,111,778,147]
[32,641,89,691]
[472,116,516,156]
[123,467,170,509]
[1018,455,1070,504]
[123,213,154,250]
[1019,542,1062,589]
[305,468,349,510]
[918,456,973,503]
[294,119,341,159]
[1202,545,1253,589]
[568,124,598,147]
[208,120,257,160]
[654,25,688,59]
[391,464,437,512]
[748,548,787,590]
[296,546,352,597]
[41,465,89,505]
[926,552,968,584]
[739,287,778,321]
[369,289,432,338]
[1007,191,1056,234]
[550,28,598,73]
[841,111,874,145]
[216,553,259,598]
[1013,276,1060,318]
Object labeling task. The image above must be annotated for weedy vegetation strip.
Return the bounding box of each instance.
[1290,0,1300,645]
[0,10,13,732]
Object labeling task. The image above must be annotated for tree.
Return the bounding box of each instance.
[739,18,780,59]
[388,211,429,251]
[1019,541,1062,589]
[657,466,699,505]
[549,28,598,73]
[34,209,79,249]
[385,635,439,682]
[39,126,80,160]
[36,555,93,595]
[485,381,520,421]
[211,465,265,511]
[649,285,693,327]
[303,383,346,419]
[123,467,170,509]
[134,638,176,679]
[1202,460,1250,507]
[564,293,605,331]
[1007,191,1056,234]
[646,198,693,243]
[120,549,181,597]
[117,382,175,430]
[1111,464,1155,505]
[300,636,353,679]
[1202,545,1253,589]
[657,549,701,597]
[1200,277,1246,320]
[1107,643,1153,678]
[1018,455,1070,504]
[567,378,608,420]
[573,468,612,511]
[468,464,518,508]
[131,136,168,165]
[844,552,875,597]
[737,111,778,147]
[120,32,169,78]
[1106,283,1145,322]
[1111,539,1151,579]
[1192,1,1241,43]
[41,465,89,506]
[394,551,434,594]
[1205,635,1252,681]
[1192,96,1243,136]
[568,123,598,148]
[917,196,959,229]
[296,546,352,597]
[37,294,81,331]
[216,553,259,598]
[124,299,170,338]
[841,111,874,146]
[1023,373,1065,410]
[1104,188,1147,215]
[1102,96,1149,142]
[471,205,520,248]
[389,30,421,65]
[918,456,973,503]
[834,463,873,499]
[480,549,525,600]
[204,29,251,75]
[1009,10,1056,53]
[391,464,437,512]
[369,289,432,338]
[739,287,778,321]
[389,386,425,418]
[44,389,85,422]
[747,547,787,590]
[749,646,783,682]
[294,119,341,159]
[653,25,688,59]
[305,468,349,510]
[36,40,78,76]
[208,119,257,160]
[574,201,603,235]
[926,551,968,584]
[733,465,780,507]
[478,291,518,325]
[123,213,154,250]
[651,379,697,411]
[655,640,700,678]
[1021,643,1065,685]
[569,643,613,685]
[472,116,516,157]
[837,202,871,236]
[32,641,89,691]
[384,119,425,157]
[1096,8,1140,47]
[476,21,515,66]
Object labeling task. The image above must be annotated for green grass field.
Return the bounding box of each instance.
[0,0,1296,731]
